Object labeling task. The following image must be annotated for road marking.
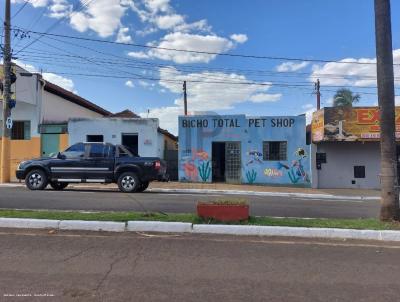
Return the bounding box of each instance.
[150,193,223,197]
[291,197,366,203]
[0,230,399,249]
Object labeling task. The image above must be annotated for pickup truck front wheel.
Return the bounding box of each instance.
[118,172,140,193]
[25,169,48,190]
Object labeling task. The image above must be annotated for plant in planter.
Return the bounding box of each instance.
[197,199,249,222]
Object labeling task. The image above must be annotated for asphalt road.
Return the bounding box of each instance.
[0,186,380,219]
[1,229,400,302]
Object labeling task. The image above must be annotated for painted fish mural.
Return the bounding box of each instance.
[183,161,198,181]
[246,150,263,165]
[192,149,209,161]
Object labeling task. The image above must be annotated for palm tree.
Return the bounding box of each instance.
[333,88,361,107]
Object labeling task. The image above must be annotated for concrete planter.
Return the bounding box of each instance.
[197,203,249,222]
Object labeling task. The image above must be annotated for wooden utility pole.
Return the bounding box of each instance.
[183,81,187,115]
[315,79,321,110]
[1,0,12,183]
[374,0,399,221]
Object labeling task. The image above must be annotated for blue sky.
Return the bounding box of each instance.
[4,0,400,134]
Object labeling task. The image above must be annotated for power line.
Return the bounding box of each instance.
[14,27,400,66]
[13,44,400,84]
[11,0,30,19]
[15,0,96,54]
[11,30,400,83]
[14,51,400,90]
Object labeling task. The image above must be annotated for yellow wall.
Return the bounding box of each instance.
[59,133,69,151]
[8,137,41,182]
[0,134,69,182]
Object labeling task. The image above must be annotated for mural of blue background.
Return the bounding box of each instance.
[178,114,311,187]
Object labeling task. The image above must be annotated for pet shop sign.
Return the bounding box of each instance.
[181,118,295,128]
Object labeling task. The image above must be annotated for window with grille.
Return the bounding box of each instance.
[263,141,287,161]
[11,121,31,140]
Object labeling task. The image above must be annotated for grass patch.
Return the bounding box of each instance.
[0,209,399,230]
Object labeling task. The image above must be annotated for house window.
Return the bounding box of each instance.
[354,166,366,178]
[11,121,31,140]
[86,135,104,142]
[263,141,287,161]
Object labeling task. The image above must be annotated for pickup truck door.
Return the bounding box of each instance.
[49,143,86,181]
[83,144,115,182]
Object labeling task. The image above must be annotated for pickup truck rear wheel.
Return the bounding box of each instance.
[25,169,48,190]
[136,181,149,193]
[118,172,140,193]
[50,182,68,191]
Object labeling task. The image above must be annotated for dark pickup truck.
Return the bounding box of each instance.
[16,142,167,193]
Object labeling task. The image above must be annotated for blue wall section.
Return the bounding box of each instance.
[178,114,311,187]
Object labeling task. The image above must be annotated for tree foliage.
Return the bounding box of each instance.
[333,88,361,107]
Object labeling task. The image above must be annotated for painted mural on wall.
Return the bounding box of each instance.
[178,115,311,187]
[312,107,400,142]
[277,148,310,184]
[180,148,211,182]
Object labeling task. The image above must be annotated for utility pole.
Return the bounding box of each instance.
[374,0,399,221]
[315,79,321,110]
[183,81,187,115]
[1,0,11,183]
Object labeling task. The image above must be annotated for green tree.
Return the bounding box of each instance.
[333,88,361,107]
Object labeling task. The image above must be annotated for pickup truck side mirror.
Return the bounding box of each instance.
[57,152,66,160]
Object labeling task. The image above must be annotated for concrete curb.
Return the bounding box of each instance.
[192,224,390,241]
[127,221,192,233]
[147,188,379,201]
[0,218,60,229]
[1,218,400,241]
[59,220,126,232]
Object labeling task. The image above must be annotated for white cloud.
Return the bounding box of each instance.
[174,19,211,33]
[144,0,171,14]
[12,0,49,8]
[155,14,184,29]
[127,51,150,59]
[277,61,309,72]
[300,103,316,124]
[13,59,75,92]
[43,73,75,92]
[142,67,281,134]
[138,80,150,87]
[48,0,72,19]
[125,80,134,88]
[230,34,248,44]
[70,0,129,38]
[116,27,133,43]
[13,60,37,73]
[302,103,314,110]
[146,32,234,64]
[249,93,281,103]
[140,106,181,135]
[396,96,400,105]
[310,49,400,87]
